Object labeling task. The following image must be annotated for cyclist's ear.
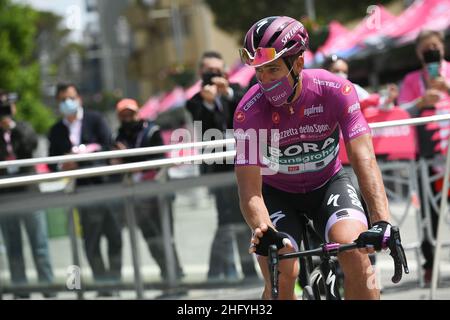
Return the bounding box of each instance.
[294,55,304,74]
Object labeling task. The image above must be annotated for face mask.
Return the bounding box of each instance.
[258,66,299,107]
[59,98,80,116]
[422,49,441,64]
[121,120,142,135]
[333,72,348,79]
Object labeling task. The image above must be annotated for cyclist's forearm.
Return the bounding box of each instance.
[352,157,390,223]
[240,196,273,230]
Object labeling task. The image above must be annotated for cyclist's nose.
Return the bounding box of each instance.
[257,71,275,84]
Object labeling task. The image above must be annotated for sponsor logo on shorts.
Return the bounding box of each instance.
[288,166,299,172]
[336,210,349,218]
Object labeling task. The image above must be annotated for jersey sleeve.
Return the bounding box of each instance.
[336,81,371,143]
[233,110,262,167]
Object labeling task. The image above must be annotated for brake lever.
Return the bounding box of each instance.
[268,244,279,299]
[388,226,409,284]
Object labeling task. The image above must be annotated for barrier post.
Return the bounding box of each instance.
[65,180,85,300]
[409,160,424,288]
[123,174,145,299]
[430,135,450,299]
[158,169,179,294]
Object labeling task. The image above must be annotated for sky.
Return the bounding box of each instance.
[13,0,88,42]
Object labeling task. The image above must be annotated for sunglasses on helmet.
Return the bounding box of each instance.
[239,42,299,67]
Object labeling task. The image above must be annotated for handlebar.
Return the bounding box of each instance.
[268,225,409,299]
[388,226,409,283]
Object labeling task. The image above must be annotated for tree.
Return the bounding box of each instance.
[204,0,395,52]
[0,0,55,134]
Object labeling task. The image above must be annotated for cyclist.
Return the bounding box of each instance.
[234,16,397,300]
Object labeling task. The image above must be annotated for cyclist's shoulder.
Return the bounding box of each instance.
[236,83,267,112]
[304,68,351,93]
[234,84,268,129]
[305,69,360,110]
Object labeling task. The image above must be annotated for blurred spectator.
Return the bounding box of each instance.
[186,51,258,281]
[378,84,399,111]
[48,83,122,296]
[113,98,184,281]
[323,54,370,101]
[398,30,450,285]
[0,90,55,299]
[361,83,400,117]
[398,30,450,116]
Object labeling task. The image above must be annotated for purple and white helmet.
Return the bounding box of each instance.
[241,16,309,67]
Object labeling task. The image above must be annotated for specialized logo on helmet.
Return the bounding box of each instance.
[281,23,303,45]
[272,112,280,124]
[235,111,246,123]
[342,84,353,95]
[256,19,269,34]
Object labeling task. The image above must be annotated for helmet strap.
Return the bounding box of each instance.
[283,57,300,104]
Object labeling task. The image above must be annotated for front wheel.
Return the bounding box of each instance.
[309,267,324,300]
[302,285,315,300]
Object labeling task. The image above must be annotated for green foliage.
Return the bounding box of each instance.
[0,0,55,133]
[205,0,394,51]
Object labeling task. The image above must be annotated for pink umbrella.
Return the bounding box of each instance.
[158,87,185,112]
[139,87,185,120]
[138,96,161,120]
[382,0,438,38]
[314,5,395,61]
[336,5,395,51]
[184,80,201,100]
[316,21,350,57]
[365,0,446,46]
[228,64,255,87]
[396,0,450,44]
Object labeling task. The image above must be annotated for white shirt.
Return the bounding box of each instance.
[3,120,19,173]
[62,108,83,147]
[202,87,234,111]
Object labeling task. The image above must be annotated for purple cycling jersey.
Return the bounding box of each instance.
[233,69,371,193]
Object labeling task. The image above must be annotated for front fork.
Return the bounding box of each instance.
[320,258,341,300]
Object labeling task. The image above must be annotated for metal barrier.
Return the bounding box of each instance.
[0,170,240,299]
[1,113,450,299]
